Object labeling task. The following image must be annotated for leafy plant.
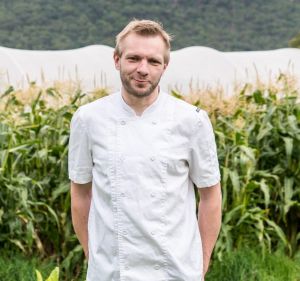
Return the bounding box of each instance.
[0,76,299,280]
[0,85,89,279]
[187,75,300,258]
[36,267,59,281]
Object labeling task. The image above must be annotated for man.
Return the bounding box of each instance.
[69,19,222,281]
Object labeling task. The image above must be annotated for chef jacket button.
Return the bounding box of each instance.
[150,231,155,235]
[152,121,157,125]
[154,264,160,270]
[120,120,126,125]
[125,265,130,270]
[150,156,155,161]
[150,192,155,197]
[122,230,128,236]
[121,192,125,197]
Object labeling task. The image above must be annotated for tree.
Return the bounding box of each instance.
[289,32,300,48]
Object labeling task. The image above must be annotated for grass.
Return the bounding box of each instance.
[206,248,300,281]
[0,253,86,281]
[1,248,299,281]
[0,253,55,281]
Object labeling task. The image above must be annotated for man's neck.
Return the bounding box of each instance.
[121,88,160,116]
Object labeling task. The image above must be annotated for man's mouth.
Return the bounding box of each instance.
[133,78,148,83]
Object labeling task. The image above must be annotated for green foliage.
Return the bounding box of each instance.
[0,0,300,51]
[36,267,59,281]
[206,247,300,281]
[0,78,299,279]
[189,76,300,258]
[289,32,300,48]
[0,249,299,281]
[0,253,55,281]
[0,87,89,280]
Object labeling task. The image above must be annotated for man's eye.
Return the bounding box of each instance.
[128,57,138,62]
[149,60,161,65]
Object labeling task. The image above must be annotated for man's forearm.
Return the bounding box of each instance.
[71,181,92,259]
[198,183,222,277]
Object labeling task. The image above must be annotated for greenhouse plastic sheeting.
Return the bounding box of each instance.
[0,45,299,94]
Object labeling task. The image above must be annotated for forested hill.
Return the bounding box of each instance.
[0,0,300,51]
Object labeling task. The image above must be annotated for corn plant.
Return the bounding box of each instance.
[188,76,300,258]
[0,77,299,280]
[0,86,88,279]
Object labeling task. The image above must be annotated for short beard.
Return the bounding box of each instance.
[119,69,161,98]
[122,79,157,98]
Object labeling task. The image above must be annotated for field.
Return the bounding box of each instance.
[0,248,299,281]
[0,75,299,280]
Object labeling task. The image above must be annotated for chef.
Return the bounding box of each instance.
[68,19,222,281]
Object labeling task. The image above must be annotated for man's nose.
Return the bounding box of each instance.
[136,59,149,75]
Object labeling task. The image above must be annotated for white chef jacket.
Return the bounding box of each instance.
[68,91,220,281]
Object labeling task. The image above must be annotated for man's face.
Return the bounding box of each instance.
[114,33,168,98]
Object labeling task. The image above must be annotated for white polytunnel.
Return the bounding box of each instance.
[0,45,119,91]
[0,45,299,95]
[162,46,237,93]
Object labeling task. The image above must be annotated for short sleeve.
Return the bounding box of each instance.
[188,110,220,188]
[68,108,93,184]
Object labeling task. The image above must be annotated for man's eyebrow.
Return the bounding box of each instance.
[125,53,140,58]
[125,53,163,60]
[149,57,162,62]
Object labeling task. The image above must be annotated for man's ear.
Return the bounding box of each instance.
[113,52,120,70]
[163,62,168,71]
[161,62,168,74]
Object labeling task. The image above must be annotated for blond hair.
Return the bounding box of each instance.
[115,19,172,64]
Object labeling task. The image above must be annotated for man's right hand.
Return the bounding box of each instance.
[70,181,92,260]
